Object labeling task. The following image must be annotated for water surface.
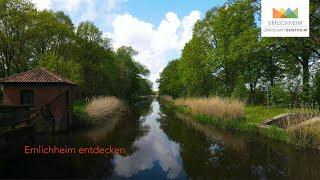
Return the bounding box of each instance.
[0,99,320,179]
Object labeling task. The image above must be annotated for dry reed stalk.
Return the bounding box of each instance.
[288,121,320,149]
[286,108,320,149]
[175,97,244,120]
[85,96,124,119]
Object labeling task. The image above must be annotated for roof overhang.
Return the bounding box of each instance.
[0,82,76,88]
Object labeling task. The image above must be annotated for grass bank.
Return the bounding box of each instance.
[163,98,320,150]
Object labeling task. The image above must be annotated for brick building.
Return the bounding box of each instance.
[0,68,76,131]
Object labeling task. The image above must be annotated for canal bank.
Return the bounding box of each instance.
[1,99,320,179]
[163,98,320,151]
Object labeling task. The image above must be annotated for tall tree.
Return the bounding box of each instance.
[158,59,183,98]
[0,0,36,76]
[278,0,320,102]
[179,37,213,97]
[115,46,151,98]
[193,0,256,96]
[75,21,114,97]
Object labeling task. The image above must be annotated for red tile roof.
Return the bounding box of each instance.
[0,68,76,85]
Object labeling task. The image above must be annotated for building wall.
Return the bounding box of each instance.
[3,85,74,131]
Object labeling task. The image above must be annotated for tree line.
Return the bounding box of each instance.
[158,0,320,105]
[0,0,153,99]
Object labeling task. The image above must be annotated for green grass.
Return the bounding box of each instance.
[264,125,289,142]
[73,100,93,128]
[73,100,87,114]
[195,114,257,134]
[244,106,295,124]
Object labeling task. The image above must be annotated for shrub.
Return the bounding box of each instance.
[270,84,290,105]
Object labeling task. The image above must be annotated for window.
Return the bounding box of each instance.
[20,90,34,106]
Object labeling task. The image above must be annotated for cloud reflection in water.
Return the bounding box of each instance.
[113,101,183,179]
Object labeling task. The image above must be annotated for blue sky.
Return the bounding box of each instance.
[125,0,225,27]
[31,0,226,89]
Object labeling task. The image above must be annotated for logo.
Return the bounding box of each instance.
[273,8,298,18]
[261,0,309,37]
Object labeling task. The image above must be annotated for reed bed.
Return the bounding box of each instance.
[269,108,320,129]
[85,96,125,119]
[288,119,320,150]
[286,109,320,149]
[175,97,244,120]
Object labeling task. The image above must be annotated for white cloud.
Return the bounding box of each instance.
[79,0,96,21]
[108,11,201,89]
[30,0,52,10]
[180,11,202,48]
[107,0,128,12]
[31,0,127,23]
[56,0,84,12]
[114,101,182,179]
[30,0,84,11]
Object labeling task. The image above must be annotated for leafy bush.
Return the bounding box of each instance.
[270,84,290,105]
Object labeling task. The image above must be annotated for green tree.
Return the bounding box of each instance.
[38,52,83,84]
[0,0,36,76]
[31,10,75,72]
[193,0,256,96]
[0,0,153,100]
[75,21,115,97]
[179,37,213,97]
[158,0,319,106]
[158,59,183,98]
[277,0,320,102]
[115,46,151,98]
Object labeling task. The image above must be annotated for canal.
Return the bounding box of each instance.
[1,99,320,179]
